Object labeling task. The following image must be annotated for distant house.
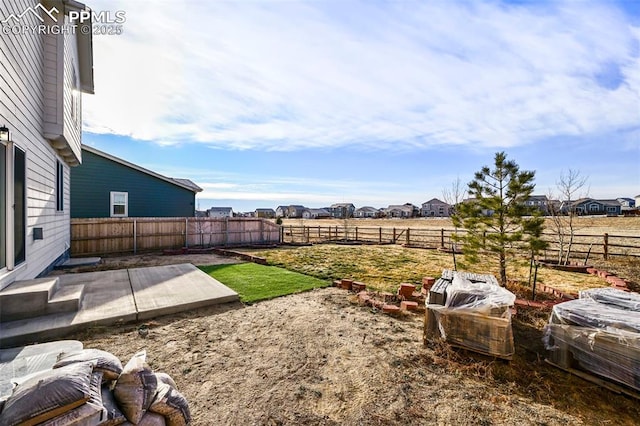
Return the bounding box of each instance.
[207,207,233,218]
[71,146,202,218]
[570,198,622,216]
[421,198,452,217]
[327,203,356,218]
[617,197,636,211]
[384,204,416,218]
[255,208,276,218]
[302,208,331,219]
[287,205,307,218]
[462,198,494,217]
[1,1,94,288]
[275,206,289,218]
[636,195,640,210]
[354,206,380,218]
[525,195,549,215]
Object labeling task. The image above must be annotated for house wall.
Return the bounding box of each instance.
[0,0,78,288]
[207,210,232,219]
[71,150,196,218]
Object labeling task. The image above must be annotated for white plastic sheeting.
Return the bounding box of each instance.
[544,288,640,392]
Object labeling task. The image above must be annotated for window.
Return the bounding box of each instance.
[110,191,128,217]
[13,147,26,266]
[589,204,599,212]
[56,161,64,211]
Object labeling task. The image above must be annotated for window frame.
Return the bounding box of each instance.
[56,160,64,212]
[110,191,128,217]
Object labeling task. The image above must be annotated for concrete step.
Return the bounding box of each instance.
[0,277,61,322]
[46,285,85,315]
[0,278,85,322]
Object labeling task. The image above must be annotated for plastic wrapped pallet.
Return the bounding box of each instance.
[425,272,515,359]
[544,288,640,392]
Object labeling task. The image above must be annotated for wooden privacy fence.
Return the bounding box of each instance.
[71,217,281,256]
[282,225,640,260]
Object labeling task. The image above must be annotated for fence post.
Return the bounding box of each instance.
[393,227,396,243]
[603,233,609,260]
[406,228,410,245]
[379,227,382,244]
[355,227,358,241]
[440,228,445,248]
[185,217,189,248]
[133,219,137,254]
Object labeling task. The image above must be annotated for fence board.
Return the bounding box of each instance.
[71,217,281,256]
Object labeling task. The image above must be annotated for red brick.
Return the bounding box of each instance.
[606,275,621,284]
[608,278,627,287]
[358,292,371,305]
[352,282,366,292]
[586,268,598,275]
[398,283,416,298]
[400,301,419,311]
[340,279,353,290]
[371,299,384,309]
[598,270,612,278]
[515,299,529,307]
[380,292,395,302]
[333,280,342,287]
[382,304,401,314]
[422,277,436,288]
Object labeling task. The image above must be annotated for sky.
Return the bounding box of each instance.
[82,0,640,212]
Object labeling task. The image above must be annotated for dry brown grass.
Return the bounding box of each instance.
[244,244,612,295]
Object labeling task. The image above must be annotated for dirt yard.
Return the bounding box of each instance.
[62,254,640,425]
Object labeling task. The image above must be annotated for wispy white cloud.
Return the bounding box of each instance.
[84,0,640,151]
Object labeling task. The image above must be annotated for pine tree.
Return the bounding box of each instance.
[453,152,546,287]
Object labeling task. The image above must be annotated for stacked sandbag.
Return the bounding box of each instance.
[0,348,190,426]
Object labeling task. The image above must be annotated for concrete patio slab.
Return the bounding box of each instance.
[0,264,239,348]
[130,264,239,320]
[58,257,102,268]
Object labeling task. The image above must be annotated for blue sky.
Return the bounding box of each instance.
[83,0,639,212]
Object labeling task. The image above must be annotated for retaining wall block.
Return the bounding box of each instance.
[400,301,419,311]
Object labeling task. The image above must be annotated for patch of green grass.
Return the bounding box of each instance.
[199,263,331,303]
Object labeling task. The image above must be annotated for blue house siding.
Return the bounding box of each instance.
[71,149,197,218]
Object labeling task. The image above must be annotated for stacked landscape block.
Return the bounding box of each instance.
[424,270,516,360]
[544,287,640,394]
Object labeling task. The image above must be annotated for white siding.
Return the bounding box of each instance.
[62,14,82,161]
[0,0,82,288]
